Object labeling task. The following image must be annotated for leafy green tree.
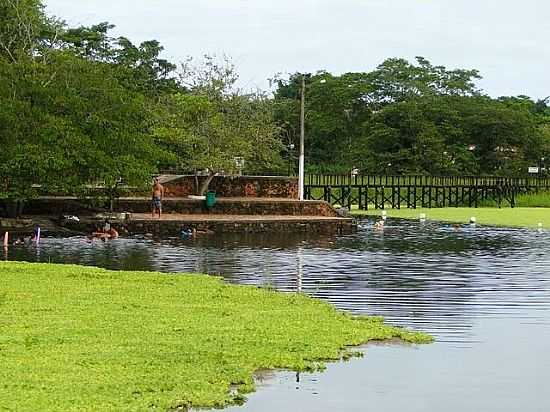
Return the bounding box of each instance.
[272,58,548,176]
[0,0,177,213]
[0,0,49,61]
[115,38,179,96]
[273,71,373,173]
[60,23,180,97]
[0,52,172,202]
[357,95,543,176]
[367,56,481,105]
[156,56,283,194]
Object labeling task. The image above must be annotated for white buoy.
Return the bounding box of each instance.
[470,217,477,224]
[381,210,387,217]
[419,213,426,220]
[538,222,543,232]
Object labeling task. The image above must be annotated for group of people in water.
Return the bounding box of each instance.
[3,226,40,248]
[88,221,119,242]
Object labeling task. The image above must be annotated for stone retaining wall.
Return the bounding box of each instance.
[161,175,298,199]
[124,219,355,236]
[24,198,340,217]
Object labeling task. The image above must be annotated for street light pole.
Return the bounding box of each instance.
[298,75,306,201]
[287,143,295,176]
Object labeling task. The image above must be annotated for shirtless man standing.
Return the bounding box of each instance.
[151,178,164,218]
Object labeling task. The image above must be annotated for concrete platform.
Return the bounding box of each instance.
[126,213,356,235]
[14,197,356,235]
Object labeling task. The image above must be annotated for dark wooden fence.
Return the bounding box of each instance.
[304,175,550,209]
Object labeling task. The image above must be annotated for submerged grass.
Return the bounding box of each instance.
[353,207,550,228]
[0,262,431,411]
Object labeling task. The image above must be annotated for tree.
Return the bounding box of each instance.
[155,56,283,195]
[60,23,180,97]
[0,0,176,214]
[356,95,543,175]
[0,0,49,61]
[0,52,173,201]
[366,56,482,106]
[273,71,373,173]
[272,58,550,176]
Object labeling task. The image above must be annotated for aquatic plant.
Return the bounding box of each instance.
[0,262,431,411]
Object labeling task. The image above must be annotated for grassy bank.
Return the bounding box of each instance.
[0,262,431,411]
[352,207,550,228]
[515,191,550,208]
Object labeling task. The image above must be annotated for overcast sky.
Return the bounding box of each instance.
[45,0,550,99]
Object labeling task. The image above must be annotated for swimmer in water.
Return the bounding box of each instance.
[90,226,119,241]
[373,219,385,231]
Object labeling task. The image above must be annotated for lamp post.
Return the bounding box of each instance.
[298,75,306,200]
[298,75,326,201]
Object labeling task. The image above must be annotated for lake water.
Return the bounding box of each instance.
[4,219,550,411]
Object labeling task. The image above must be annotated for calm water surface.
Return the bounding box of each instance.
[5,219,550,411]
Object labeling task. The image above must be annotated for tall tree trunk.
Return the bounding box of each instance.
[194,171,199,194]
[198,173,215,196]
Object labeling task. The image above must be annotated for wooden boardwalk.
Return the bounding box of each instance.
[305,175,550,209]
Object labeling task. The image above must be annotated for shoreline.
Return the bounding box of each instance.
[1,261,432,411]
[351,207,550,229]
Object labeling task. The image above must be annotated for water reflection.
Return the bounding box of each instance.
[4,220,550,346]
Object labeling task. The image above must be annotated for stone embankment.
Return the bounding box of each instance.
[5,197,356,236]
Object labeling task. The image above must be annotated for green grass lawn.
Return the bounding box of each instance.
[352,207,550,228]
[0,262,431,411]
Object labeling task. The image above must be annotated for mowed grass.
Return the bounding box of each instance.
[353,207,550,228]
[0,262,431,411]
[515,191,550,208]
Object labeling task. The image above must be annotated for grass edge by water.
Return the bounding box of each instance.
[351,207,550,229]
[0,261,432,411]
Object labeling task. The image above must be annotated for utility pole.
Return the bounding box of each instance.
[298,75,306,201]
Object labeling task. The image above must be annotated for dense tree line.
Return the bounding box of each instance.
[0,0,282,203]
[1,0,549,207]
[273,59,550,175]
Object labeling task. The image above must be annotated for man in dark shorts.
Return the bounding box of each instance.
[151,178,164,218]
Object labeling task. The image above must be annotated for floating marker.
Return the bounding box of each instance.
[419,213,426,220]
[538,223,543,228]
[381,210,387,217]
[35,226,41,244]
[470,217,477,224]
[3,232,8,248]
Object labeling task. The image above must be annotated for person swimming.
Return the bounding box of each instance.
[373,219,385,231]
[90,226,119,241]
[180,228,195,239]
[180,227,214,239]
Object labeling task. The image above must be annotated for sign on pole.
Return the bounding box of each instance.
[528,167,539,174]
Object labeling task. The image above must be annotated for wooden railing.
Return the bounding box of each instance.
[304,174,550,209]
